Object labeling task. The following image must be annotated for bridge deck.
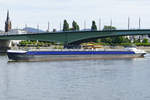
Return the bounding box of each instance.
[0,29,150,44]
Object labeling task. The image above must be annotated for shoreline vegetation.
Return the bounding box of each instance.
[18,40,150,48]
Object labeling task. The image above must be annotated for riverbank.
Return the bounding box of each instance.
[137,46,150,53]
[103,46,150,53]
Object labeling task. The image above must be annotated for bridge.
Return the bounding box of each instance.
[0,29,150,44]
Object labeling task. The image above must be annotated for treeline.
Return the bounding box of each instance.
[62,20,97,31]
[19,41,63,47]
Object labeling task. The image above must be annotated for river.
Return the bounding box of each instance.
[0,54,150,100]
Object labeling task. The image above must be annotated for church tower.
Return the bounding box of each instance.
[5,11,12,32]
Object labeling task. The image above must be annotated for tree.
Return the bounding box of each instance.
[77,25,80,30]
[133,38,141,43]
[142,38,149,43]
[103,25,116,30]
[63,20,69,31]
[100,26,131,45]
[101,37,113,45]
[91,21,97,31]
[72,21,80,31]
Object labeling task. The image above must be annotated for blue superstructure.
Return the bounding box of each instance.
[27,51,135,55]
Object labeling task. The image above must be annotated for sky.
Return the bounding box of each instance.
[0,0,150,31]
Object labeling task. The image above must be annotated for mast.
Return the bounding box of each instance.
[84,20,86,30]
[99,18,101,30]
[47,21,50,32]
[128,17,130,30]
[139,17,141,29]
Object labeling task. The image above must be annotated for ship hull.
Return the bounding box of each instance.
[7,51,146,62]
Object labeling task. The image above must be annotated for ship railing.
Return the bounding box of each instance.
[28,49,104,51]
[104,49,128,51]
[28,48,129,52]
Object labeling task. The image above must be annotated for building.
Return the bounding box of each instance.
[127,35,150,43]
[4,11,28,46]
[5,10,12,32]
[8,29,28,46]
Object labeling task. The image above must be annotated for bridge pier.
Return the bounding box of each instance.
[0,40,11,53]
[64,42,81,49]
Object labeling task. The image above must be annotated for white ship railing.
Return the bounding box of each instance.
[28,48,130,52]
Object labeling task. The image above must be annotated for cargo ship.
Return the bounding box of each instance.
[7,48,146,61]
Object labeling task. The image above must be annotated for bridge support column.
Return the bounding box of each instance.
[0,40,11,53]
[64,43,81,49]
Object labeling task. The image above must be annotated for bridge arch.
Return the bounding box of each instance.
[66,30,150,44]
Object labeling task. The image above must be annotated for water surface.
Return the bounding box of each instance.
[0,54,150,100]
